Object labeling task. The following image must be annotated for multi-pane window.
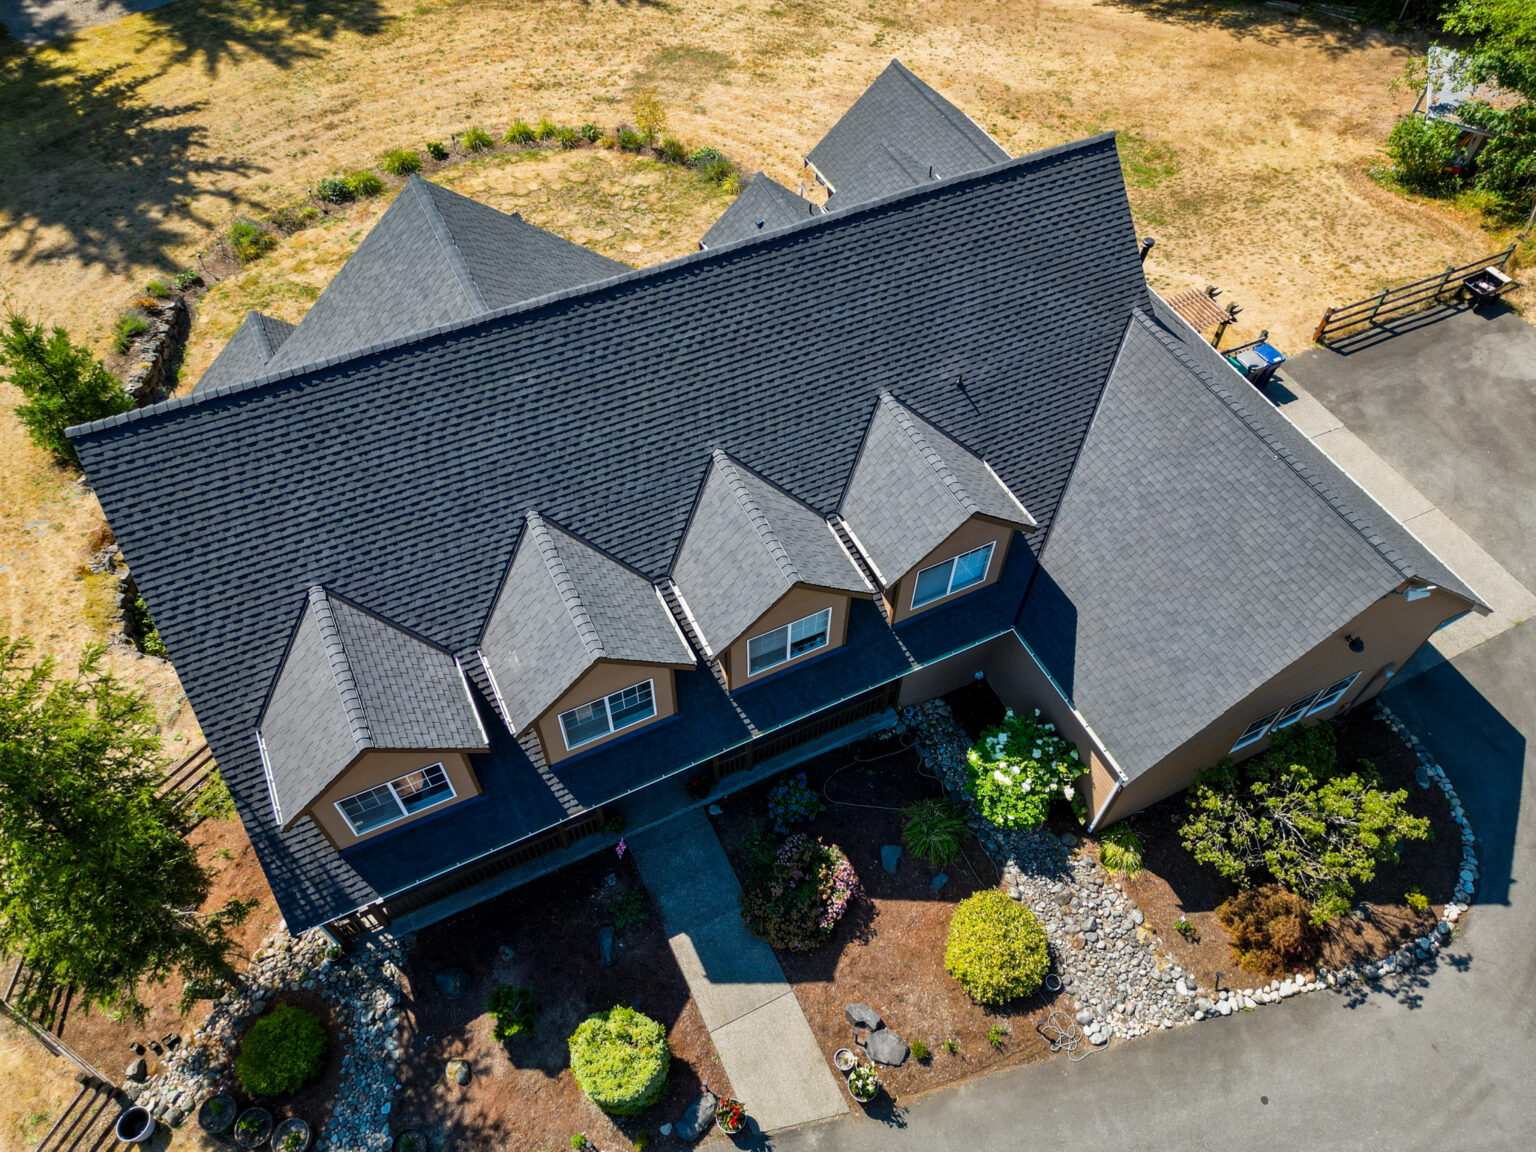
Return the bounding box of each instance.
[1230,709,1282,753]
[911,542,995,609]
[1307,672,1361,716]
[336,763,455,835]
[558,679,656,750]
[746,608,833,677]
[1229,672,1362,753]
[1270,692,1319,732]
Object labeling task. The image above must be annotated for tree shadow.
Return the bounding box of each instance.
[1092,0,1409,59]
[135,0,391,77]
[0,49,260,275]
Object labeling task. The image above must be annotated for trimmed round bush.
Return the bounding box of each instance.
[567,1006,669,1116]
[235,1004,327,1096]
[944,890,1049,1005]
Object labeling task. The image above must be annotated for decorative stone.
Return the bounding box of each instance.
[930,872,949,892]
[844,1002,882,1031]
[880,844,902,873]
[707,804,723,816]
[675,1090,718,1142]
[446,1059,470,1086]
[599,925,614,967]
[866,1028,908,1066]
[497,945,515,962]
[433,968,470,999]
[660,1124,673,1137]
[126,1058,147,1082]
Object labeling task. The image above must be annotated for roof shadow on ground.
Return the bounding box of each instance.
[135,0,390,76]
[1092,0,1403,58]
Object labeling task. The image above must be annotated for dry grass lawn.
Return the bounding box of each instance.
[0,1015,79,1152]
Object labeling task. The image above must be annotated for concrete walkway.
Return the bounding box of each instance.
[629,809,847,1134]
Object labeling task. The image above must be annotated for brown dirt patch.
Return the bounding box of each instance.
[1111,708,1456,988]
[710,732,1069,1107]
[394,851,729,1152]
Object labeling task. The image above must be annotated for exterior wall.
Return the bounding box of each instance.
[1099,585,1474,825]
[311,750,479,850]
[533,661,679,766]
[887,516,1017,624]
[720,585,854,690]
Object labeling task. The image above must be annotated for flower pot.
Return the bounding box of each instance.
[850,1084,878,1104]
[833,1048,857,1073]
[272,1117,312,1152]
[115,1107,156,1145]
[198,1094,238,1135]
[716,1097,747,1136]
[394,1131,430,1152]
[233,1106,273,1148]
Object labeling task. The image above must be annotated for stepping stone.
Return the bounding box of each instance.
[599,925,614,966]
[881,845,902,873]
[676,1089,717,1142]
[446,1059,470,1086]
[930,872,949,892]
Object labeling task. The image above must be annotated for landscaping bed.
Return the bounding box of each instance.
[709,727,1069,1103]
[394,851,728,1152]
[1105,707,1457,989]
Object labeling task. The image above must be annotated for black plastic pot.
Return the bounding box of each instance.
[115,1107,156,1145]
[233,1106,273,1148]
[393,1131,429,1152]
[198,1094,238,1135]
[272,1116,311,1152]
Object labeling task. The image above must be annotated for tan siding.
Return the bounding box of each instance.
[1098,585,1473,824]
[533,661,679,765]
[311,751,479,850]
[720,586,853,690]
[887,516,1017,623]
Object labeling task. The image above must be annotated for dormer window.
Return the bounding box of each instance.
[336,763,456,836]
[747,608,832,676]
[912,542,995,609]
[559,679,657,751]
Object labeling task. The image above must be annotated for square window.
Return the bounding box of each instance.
[395,764,454,813]
[608,680,655,730]
[748,625,789,676]
[337,782,404,834]
[950,542,994,592]
[912,542,996,608]
[1307,673,1361,715]
[560,698,612,749]
[1231,709,1282,752]
[788,609,831,658]
[911,559,956,608]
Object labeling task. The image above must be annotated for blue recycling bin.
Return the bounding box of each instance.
[1227,343,1286,389]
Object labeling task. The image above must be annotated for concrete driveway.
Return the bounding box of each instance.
[1285,304,1536,590]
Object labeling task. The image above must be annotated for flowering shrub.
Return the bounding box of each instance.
[766,772,823,834]
[847,1063,878,1100]
[740,834,860,950]
[965,708,1081,828]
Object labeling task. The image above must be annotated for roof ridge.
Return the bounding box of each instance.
[879,390,979,515]
[306,585,374,750]
[410,175,488,314]
[68,132,1120,442]
[713,449,801,586]
[886,58,1005,165]
[246,311,278,360]
[525,511,606,659]
[1132,308,1413,588]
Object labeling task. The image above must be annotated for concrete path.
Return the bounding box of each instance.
[629,809,847,1134]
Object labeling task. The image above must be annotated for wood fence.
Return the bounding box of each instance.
[156,742,217,817]
[1312,245,1517,344]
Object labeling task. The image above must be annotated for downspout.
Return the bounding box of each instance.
[1087,776,1124,834]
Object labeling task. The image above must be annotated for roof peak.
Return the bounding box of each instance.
[522,511,608,660]
[305,585,374,749]
[711,450,803,586]
[878,390,982,517]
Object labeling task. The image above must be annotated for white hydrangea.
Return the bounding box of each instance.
[992,769,1012,787]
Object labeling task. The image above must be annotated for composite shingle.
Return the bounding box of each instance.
[195,311,295,393]
[700,174,822,249]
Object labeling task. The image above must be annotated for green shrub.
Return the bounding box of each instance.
[488,983,537,1042]
[909,1039,929,1061]
[656,136,688,165]
[556,126,581,150]
[173,268,203,291]
[616,126,646,152]
[901,797,967,865]
[462,126,494,152]
[381,148,423,176]
[965,708,1082,829]
[688,145,727,169]
[987,1023,1007,1049]
[535,116,559,141]
[235,1004,326,1096]
[1386,114,1460,193]
[111,310,150,354]
[580,122,601,143]
[609,886,646,930]
[1459,100,1536,219]
[1405,887,1430,913]
[1098,824,1143,878]
[1217,886,1319,978]
[766,771,822,833]
[567,1006,669,1116]
[189,771,236,823]
[699,158,737,188]
[143,279,171,299]
[944,889,1049,1005]
[124,592,167,657]
[314,177,353,205]
[230,220,277,261]
[0,315,133,464]
[740,833,860,950]
[631,87,666,143]
[425,139,449,161]
[504,119,537,145]
[345,170,385,199]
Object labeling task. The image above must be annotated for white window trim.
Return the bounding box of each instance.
[1231,710,1282,753]
[1307,672,1362,716]
[558,678,657,752]
[745,607,833,678]
[1230,670,1366,752]
[911,541,996,610]
[1271,691,1321,732]
[334,761,455,838]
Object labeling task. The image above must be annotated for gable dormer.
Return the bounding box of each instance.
[671,450,872,689]
[256,587,490,848]
[839,391,1035,622]
[478,512,695,764]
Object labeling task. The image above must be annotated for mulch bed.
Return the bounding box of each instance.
[394,851,729,1152]
[1112,708,1456,987]
[710,727,1069,1108]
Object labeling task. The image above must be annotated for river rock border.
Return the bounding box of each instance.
[130,927,406,1152]
[897,695,1475,1047]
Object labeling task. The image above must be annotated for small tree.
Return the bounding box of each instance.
[0,315,133,466]
[631,87,667,144]
[0,639,252,1022]
[1385,115,1460,192]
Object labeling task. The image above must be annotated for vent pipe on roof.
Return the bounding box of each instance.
[756,218,765,229]
[1139,236,1156,263]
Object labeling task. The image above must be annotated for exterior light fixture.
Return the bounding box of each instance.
[1345,634,1365,654]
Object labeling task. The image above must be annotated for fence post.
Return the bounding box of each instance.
[1366,288,1390,324]
[1435,263,1454,301]
[1312,307,1334,344]
[1495,242,1517,269]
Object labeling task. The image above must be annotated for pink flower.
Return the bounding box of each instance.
[615,838,627,859]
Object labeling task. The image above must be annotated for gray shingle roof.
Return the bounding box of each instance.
[1019,308,1482,780]
[671,451,871,654]
[195,311,295,393]
[808,59,1009,208]
[258,587,488,824]
[700,173,822,249]
[840,391,1037,585]
[261,176,626,376]
[69,133,1144,929]
[479,513,695,732]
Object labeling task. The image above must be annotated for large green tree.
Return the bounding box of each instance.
[0,315,132,467]
[0,639,250,1022]
[1443,0,1536,100]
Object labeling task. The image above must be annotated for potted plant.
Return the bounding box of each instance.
[198,1093,238,1135]
[847,1063,878,1104]
[394,1132,429,1152]
[233,1107,273,1148]
[273,1117,311,1152]
[833,1048,857,1073]
[715,1097,746,1136]
[114,1106,156,1145]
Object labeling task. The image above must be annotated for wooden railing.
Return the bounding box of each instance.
[1312,245,1517,344]
[156,742,217,817]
